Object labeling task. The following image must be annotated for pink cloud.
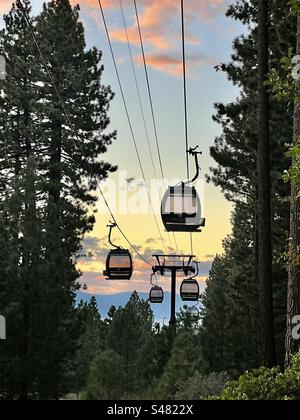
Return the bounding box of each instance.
[106,0,228,51]
[0,0,14,13]
[1,1,228,77]
[78,239,210,296]
[80,269,208,296]
[86,0,228,77]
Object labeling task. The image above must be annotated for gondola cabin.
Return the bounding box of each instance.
[149,286,164,304]
[180,278,200,301]
[104,249,133,280]
[187,306,199,320]
[161,184,205,232]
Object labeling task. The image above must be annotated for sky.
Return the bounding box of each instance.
[0,1,243,313]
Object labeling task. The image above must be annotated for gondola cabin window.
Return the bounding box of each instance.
[109,253,131,268]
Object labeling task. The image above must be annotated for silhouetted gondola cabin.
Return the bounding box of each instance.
[161,147,206,233]
[187,306,199,320]
[180,278,200,301]
[149,286,164,304]
[104,249,133,280]
[104,223,133,280]
[161,184,205,232]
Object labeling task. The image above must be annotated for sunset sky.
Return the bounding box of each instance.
[0,1,243,305]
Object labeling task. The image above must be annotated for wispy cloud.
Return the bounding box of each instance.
[0,1,228,77]
[81,271,208,296]
[0,0,15,13]
[135,52,215,77]
[74,0,229,76]
[104,0,228,76]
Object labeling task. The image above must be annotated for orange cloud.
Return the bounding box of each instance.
[110,26,169,50]
[80,269,208,296]
[78,236,212,296]
[1,1,227,77]
[76,0,228,52]
[93,0,227,77]
[135,52,215,77]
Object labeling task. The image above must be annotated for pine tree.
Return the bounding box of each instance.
[157,330,203,399]
[106,292,154,396]
[257,0,276,368]
[0,201,21,399]
[0,0,116,399]
[72,297,107,395]
[207,0,296,369]
[285,12,300,367]
[84,350,126,400]
[200,255,231,374]
[0,0,40,181]
[200,203,271,375]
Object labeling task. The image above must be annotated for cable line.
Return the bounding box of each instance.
[119,2,180,254]
[181,0,194,255]
[118,0,157,181]
[17,0,152,267]
[133,0,165,181]
[97,0,168,254]
[132,0,180,253]
[181,0,190,180]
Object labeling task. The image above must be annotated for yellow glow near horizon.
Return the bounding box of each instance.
[78,179,232,295]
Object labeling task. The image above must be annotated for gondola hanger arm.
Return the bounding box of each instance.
[150,273,156,287]
[107,222,123,250]
[194,260,200,277]
[186,146,202,184]
[187,260,199,279]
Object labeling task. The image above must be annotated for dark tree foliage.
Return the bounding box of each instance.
[105,291,154,397]
[0,0,115,399]
[202,0,296,372]
[200,204,262,375]
[80,292,204,400]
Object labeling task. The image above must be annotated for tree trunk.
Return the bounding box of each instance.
[257,0,276,367]
[285,18,300,368]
